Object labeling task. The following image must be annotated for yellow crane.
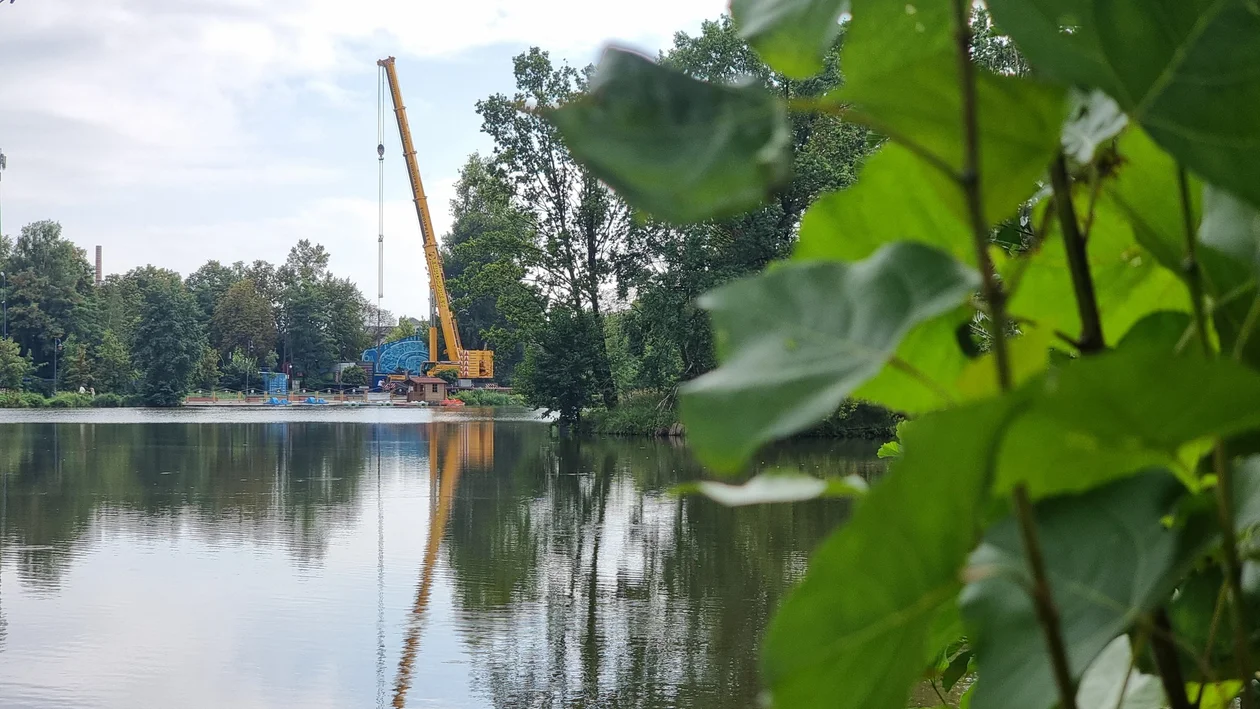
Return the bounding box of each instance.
[378,56,493,380]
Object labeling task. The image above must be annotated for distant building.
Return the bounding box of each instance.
[406,375,447,403]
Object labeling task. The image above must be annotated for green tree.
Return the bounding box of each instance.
[514,307,601,424]
[132,274,205,406]
[210,279,276,359]
[94,329,136,394]
[0,337,32,389]
[185,260,242,325]
[193,345,221,391]
[4,221,99,371]
[59,336,94,391]
[442,154,545,384]
[478,49,622,407]
[339,364,367,387]
[220,348,258,392]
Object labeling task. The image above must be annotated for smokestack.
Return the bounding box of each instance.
[95,246,102,286]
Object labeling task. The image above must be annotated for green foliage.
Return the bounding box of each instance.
[91,392,125,408]
[434,368,459,385]
[48,392,93,409]
[0,390,48,408]
[547,5,1260,709]
[962,473,1210,709]
[220,348,258,392]
[211,278,275,360]
[132,274,204,406]
[985,0,1260,210]
[339,364,367,387]
[94,329,136,394]
[0,336,33,389]
[551,47,792,223]
[450,389,525,407]
[514,306,602,424]
[680,243,979,472]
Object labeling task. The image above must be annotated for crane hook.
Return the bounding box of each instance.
[377,144,385,159]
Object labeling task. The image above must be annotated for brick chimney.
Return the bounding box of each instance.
[95,245,102,286]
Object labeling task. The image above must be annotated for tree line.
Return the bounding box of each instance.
[0,223,380,404]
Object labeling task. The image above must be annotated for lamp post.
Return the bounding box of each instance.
[1,271,7,339]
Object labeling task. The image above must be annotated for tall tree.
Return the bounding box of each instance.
[132,272,205,406]
[477,49,623,406]
[442,154,545,383]
[4,221,99,371]
[210,279,276,360]
[94,330,136,394]
[59,336,94,391]
[185,260,242,325]
[0,337,32,389]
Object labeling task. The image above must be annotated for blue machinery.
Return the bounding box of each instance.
[361,336,430,387]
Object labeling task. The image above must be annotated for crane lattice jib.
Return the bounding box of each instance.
[378,57,465,363]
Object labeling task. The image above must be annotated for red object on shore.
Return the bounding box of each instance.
[440,399,465,407]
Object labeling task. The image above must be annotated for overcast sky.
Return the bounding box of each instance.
[0,0,723,319]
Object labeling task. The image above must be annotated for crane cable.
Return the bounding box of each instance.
[376,66,387,364]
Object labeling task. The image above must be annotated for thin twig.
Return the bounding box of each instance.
[1179,166,1212,356]
[1050,153,1106,353]
[950,2,1078,707]
[1151,608,1194,709]
[1214,441,1256,707]
[1232,295,1260,361]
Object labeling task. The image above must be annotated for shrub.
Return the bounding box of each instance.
[49,392,93,408]
[92,392,125,408]
[451,389,526,406]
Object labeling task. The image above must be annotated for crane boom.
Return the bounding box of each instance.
[378,56,493,379]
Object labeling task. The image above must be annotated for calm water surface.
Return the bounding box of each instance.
[0,408,882,709]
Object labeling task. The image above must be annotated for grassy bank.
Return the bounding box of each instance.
[451,389,526,406]
[586,391,900,440]
[0,391,130,408]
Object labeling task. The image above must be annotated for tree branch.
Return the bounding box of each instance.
[1050,153,1106,353]
[950,3,1077,708]
[1150,608,1193,709]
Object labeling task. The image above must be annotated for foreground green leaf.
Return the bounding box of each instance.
[682,473,867,506]
[833,0,1065,224]
[765,399,1020,709]
[962,472,1209,709]
[796,143,973,265]
[730,0,848,79]
[1201,186,1260,283]
[995,349,1260,498]
[681,242,979,472]
[1075,635,1165,709]
[549,47,792,223]
[987,0,1260,210]
[1005,195,1191,346]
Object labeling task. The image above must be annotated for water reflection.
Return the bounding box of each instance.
[0,413,881,708]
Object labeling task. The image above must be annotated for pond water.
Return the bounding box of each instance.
[0,408,885,709]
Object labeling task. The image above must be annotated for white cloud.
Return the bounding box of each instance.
[0,0,724,315]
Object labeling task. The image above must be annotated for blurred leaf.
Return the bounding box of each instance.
[1116,311,1195,354]
[796,144,974,265]
[941,649,973,692]
[962,472,1209,709]
[1188,682,1244,709]
[834,0,1066,224]
[956,325,1053,400]
[1232,456,1260,534]
[681,243,979,472]
[682,473,867,506]
[1062,89,1127,164]
[1201,185,1260,282]
[854,306,974,415]
[1006,196,1191,345]
[549,47,791,223]
[765,398,1021,709]
[986,0,1260,211]
[876,441,901,459]
[995,349,1260,499]
[1074,635,1166,709]
[730,0,849,79]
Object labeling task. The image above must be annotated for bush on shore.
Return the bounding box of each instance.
[0,390,132,408]
[586,391,900,440]
[451,389,526,406]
